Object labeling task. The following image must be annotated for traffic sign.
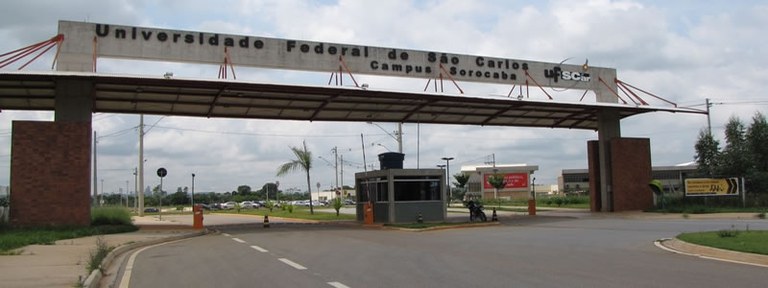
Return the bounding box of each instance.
[157,167,167,178]
[684,178,739,196]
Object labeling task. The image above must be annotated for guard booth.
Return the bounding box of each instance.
[355,153,446,224]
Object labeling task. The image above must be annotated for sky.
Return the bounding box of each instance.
[1,0,767,196]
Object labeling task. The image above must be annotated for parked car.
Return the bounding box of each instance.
[344,199,356,205]
[220,201,237,209]
[240,201,258,209]
[144,207,159,213]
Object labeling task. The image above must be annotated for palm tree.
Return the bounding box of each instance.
[276,141,315,214]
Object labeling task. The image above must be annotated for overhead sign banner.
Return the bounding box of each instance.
[56,20,616,92]
[483,173,529,189]
[684,178,739,196]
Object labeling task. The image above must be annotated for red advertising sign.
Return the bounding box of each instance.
[484,173,529,189]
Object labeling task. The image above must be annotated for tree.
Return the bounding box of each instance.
[694,129,721,177]
[453,173,470,201]
[332,197,343,216]
[747,112,768,171]
[277,141,315,214]
[488,174,506,200]
[237,185,252,195]
[746,112,768,193]
[720,116,752,176]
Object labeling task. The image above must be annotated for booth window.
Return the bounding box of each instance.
[393,176,441,201]
[357,177,388,202]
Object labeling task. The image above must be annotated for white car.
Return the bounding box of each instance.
[220,201,237,209]
[240,201,258,209]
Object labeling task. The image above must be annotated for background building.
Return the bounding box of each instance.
[560,163,698,195]
[461,164,539,200]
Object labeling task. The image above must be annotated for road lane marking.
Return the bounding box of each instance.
[222,233,231,237]
[118,238,188,288]
[232,237,246,243]
[328,281,350,288]
[250,245,268,252]
[279,258,307,270]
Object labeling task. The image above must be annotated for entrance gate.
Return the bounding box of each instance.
[0,20,705,226]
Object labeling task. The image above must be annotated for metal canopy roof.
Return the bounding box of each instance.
[0,71,705,130]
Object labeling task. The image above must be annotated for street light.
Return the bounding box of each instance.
[367,122,402,153]
[191,173,196,207]
[373,143,392,152]
[441,157,454,201]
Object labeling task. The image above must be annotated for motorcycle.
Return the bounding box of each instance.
[469,203,487,222]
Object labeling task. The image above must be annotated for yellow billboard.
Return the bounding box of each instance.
[684,178,739,196]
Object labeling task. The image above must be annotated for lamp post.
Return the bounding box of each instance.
[191,173,196,207]
[441,157,454,201]
[368,122,403,153]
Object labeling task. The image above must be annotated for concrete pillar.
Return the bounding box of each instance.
[596,109,621,212]
[55,79,94,122]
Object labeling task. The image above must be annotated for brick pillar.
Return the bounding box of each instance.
[587,140,602,212]
[10,121,92,227]
[610,138,653,211]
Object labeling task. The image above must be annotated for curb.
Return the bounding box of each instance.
[82,228,209,288]
[654,238,768,269]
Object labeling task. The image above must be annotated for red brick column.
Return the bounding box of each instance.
[10,121,91,227]
[610,138,653,211]
[587,140,602,212]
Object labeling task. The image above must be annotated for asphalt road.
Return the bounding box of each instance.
[118,216,768,288]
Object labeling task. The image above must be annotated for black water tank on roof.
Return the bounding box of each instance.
[378,152,405,170]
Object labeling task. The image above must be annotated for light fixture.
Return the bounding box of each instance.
[361,83,369,90]
[163,72,173,79]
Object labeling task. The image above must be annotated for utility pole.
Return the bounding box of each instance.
[133,168,138,211]
[125,180,129,207]
[340,154,344,198]
[706,98,712,135]
[333,146,339,193]
[397,123,403,154]
[138,114,145,216]
[92,131,97,207]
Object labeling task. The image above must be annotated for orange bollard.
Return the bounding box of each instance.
[193,204,204,229]
[364,202,374,225]
[527,199,536,216]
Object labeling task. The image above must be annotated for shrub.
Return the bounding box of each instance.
[286,203,295,213]
[86,236,112,272]
[717,229,739,238]
[91,207,132,226]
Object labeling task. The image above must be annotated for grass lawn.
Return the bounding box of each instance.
[0,225,138,254]
[213,207,356,221]
[677,230,768,255]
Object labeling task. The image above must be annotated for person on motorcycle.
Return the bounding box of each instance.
[467,200,486,221]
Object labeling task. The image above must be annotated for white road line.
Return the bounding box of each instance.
[222,233,231,237]
[279,258,307,270]
[118,238,188,288]
[250,245,268,252]
[232,238,246,243]
[328,281,351,288]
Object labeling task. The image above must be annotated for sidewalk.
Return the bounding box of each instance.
[0,215,202,288]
